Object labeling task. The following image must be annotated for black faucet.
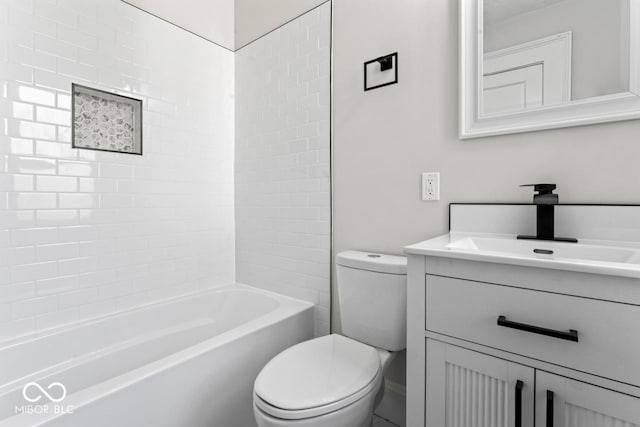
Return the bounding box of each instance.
[517,184,578,243]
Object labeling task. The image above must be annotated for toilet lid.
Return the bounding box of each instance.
[254,334,381,413]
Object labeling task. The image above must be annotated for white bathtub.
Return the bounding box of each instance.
[0,284,314,427]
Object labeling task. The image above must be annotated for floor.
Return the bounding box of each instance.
[373,415,400,427]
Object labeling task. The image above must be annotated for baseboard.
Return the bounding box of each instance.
[375,380,406,427]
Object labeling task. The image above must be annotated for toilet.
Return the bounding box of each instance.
[253,250,407,427]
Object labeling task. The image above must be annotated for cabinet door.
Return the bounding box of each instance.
[426,339,534,427]
[535,371,640,427]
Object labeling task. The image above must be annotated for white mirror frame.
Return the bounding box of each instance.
[460,0,640,139]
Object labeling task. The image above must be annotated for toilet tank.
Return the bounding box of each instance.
[336,251,407,352]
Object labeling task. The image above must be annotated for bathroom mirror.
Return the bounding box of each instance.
[460,0,640,138]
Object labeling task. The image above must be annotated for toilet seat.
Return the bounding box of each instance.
[253,371,382,420]
[253,334,382,420]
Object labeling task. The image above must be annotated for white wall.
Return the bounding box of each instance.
[0,0,235,342]
[123,0,329,51]
[235,3,331,336]
[332,0,640,386]
[484,0,630,100]
[122,0,235,50]
[234,0,329,49]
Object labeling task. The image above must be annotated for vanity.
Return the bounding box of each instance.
[405,204,640,427]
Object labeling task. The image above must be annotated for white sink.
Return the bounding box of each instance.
[446,236,640,264]
[404,204,640,278]
[405,232,640,278]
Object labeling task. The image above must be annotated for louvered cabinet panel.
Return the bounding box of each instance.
[426,339,534,427]
[535,371,640,427]
[445,361,508,426]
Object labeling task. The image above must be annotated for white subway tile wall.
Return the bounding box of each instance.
[0,0,236,341]
[235,3,331,336]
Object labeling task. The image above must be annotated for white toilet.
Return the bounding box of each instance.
[253,250,407,427]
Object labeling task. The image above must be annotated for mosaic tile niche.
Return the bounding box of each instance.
[72,84,143,155]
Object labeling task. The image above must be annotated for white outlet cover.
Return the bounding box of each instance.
[422,172,440,201]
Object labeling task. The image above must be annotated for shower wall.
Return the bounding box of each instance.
[235,3,331,336]
[0,0,235,342]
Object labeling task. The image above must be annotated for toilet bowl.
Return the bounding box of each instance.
[253,251,407,427]
[253,334,394,427]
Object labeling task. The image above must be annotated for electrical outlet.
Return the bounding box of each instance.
[422,172,440,201]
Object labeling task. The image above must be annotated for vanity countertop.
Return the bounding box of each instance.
[405,232,640,279]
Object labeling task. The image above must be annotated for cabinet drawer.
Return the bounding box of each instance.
[426,275,640,387]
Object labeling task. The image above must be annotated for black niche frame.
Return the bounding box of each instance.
[71,83,143,156]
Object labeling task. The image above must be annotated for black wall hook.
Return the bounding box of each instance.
[377,55,394,71]
[364,52,398,91]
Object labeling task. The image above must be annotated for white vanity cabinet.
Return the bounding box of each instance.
[425,340,640,427]
[535,371,640,427]
[425,339,535,427]
[406,254,640,427]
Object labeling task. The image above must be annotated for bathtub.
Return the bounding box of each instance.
[0,284,314,427]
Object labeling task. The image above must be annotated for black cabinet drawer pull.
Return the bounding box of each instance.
[546,390,554,427]
[515,380,524,427]
[497,315,579,342]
